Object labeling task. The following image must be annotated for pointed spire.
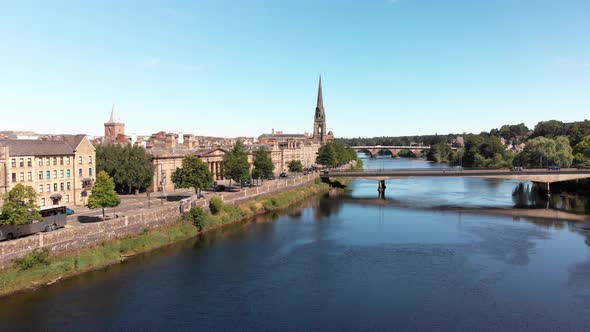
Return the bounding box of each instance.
[316,75,324,109]
[108,103,120,123]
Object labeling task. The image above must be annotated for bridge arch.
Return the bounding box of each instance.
[356,149,375,158]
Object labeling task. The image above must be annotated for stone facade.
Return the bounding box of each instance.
[104,104,126,145]
[0,135,96,207]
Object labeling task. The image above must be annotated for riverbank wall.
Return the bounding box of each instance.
[0,174,318,270]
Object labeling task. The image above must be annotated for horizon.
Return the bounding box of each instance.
[1,0,589,138]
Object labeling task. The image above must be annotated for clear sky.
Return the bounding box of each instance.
[1,0,589,138]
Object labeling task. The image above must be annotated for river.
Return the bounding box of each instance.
[1,156,590,331]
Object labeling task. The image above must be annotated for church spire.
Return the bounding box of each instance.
[316,75,324,110]
[108,103,120,123]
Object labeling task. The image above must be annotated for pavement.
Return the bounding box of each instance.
[65,173,314,228]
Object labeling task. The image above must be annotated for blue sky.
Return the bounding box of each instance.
[1,0,589,138]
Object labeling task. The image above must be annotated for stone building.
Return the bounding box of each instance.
[0,135,96,207]
[104,104,126,145]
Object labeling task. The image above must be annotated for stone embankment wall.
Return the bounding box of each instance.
[0,174,318,269]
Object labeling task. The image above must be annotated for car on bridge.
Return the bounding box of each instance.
[547,165,561,171]
[511,166,524,172]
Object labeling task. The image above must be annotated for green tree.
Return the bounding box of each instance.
[573,136,590,165]
[316,143,337,167]
[426,143,454,163]
[171,155,214,196]
[287,160,304,173]
[222,141,251,186]
[96,144,155,193]
[567,121,590,146]
[252,148,275,181]
[514,136,573,167]
[532,120,566,138]
[0,184,42,226]
[188,207,207,231]
[88,171,121,219]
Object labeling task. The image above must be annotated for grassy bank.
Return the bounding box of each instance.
[0,180,330,297]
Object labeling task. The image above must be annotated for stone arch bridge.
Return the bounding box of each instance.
[353,145,457,158]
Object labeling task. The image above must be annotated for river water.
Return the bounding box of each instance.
[2,157,590,331]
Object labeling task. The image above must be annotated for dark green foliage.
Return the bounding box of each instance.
[0,184,42,226]
[573,136,590,165]
[15,249,50,270]
[397,149,417,158]
[252,148,275,180]
[96,144,155,193]
[223,141,251,185]
[532,120,566,138]
[567,121,590,146]
[171,155,214,194]
[316,142,358,167]
[88,171,121,218]
[514,136,573,167]
[287,160,304,173]
[188,207,207,231]
[491,123,530,140]
[209,196,224,215]
[462,135,512,168]
[426,143,454,163]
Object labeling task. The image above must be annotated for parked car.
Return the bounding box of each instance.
[66,208,75,215]
[226,186,241,192]
[547,165,561,171]
[280,172,288,178]
[241,180,252,187]
[214,184,226,192]
[511,167,524,172]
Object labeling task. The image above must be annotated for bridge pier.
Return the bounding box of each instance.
[377,180,386,195]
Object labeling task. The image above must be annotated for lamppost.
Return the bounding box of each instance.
[160,164,166,205]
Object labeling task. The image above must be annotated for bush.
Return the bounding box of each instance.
[314,177,323,185]
[209,196,224,215]
[14,249,50,270]
[189,207,207,231]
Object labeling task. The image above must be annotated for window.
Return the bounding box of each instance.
[41,198,45,207]
[53,183,57,192]
[79,168,83,176]
[60,183,64,191]
[12,173,16,182]
[46,170,50,179]
[60,157,64,165]
[38,158,43,166]
[11,159,16,167]
[27,158,32,167]
[27,172,32,181]
[46,158,50,166]
[67,182,71,190]
[66,169,71,177]
[53,157,57,165]
[39,171,43,180]
[53,170,57,179]
[60,170,64,178]
[78,156,82,164]
[65,195,69,203]
[39,184,43,193]
[19,172,24,181]
[88,156,92,164]
[89,168,93,176]
[66,157,70,165]
[19,158,24,167]
[46,184,51,192]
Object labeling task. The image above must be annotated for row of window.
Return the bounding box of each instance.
[11,168,93,182]
[40,195,70,206]
[10,156,93,168]
[39,182,72,193]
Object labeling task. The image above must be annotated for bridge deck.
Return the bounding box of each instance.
[321,168,590,183]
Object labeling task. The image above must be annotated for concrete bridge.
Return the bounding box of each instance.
[321,168,590,196]
[353,145,457,158]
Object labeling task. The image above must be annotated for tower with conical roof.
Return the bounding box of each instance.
[313,76,333,144]
[104,103,126,144]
